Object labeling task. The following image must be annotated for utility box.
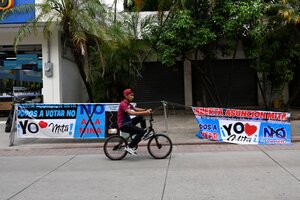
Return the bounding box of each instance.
[44,62,53,77]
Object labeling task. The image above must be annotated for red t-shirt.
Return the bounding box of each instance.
[117,99,134,128]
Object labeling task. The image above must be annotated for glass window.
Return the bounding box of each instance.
[0,45,43,97]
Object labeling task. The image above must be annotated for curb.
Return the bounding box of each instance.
[1,136,300,151]
[291,135,300,143]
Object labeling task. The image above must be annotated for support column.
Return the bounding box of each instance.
[42,26,62,103]
[184,60,193,108]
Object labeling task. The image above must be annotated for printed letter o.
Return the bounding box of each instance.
[233,122,244,134]
[28,123,39,134]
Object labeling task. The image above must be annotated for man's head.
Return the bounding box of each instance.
[123,88,134,101]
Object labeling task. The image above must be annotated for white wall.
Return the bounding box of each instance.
[60,56,89,103]
[41,25,62,103]
[0,25,43,45]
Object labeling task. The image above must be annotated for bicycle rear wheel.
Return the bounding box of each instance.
[103,135,128,160]
[147,134,173,159]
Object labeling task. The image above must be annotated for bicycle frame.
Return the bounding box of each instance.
[121,113,155,141]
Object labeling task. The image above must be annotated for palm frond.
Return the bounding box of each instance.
[13,21,36,52]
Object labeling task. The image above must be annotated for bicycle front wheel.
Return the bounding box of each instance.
[103,135,128,160]
[147,134,173,159]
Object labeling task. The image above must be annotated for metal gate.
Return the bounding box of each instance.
[134,62,184,109]
[192,59,257,107]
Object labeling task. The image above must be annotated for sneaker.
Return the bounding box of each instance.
[124,146,137,156]
[143,131,153,140]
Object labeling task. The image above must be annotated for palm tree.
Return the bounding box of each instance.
[89,9,154,102]
[0,0,115,102]
[277,0,300,24]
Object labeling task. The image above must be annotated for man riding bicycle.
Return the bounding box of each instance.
[117,88,152,155]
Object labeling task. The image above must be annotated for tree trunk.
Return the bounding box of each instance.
[257,73,269,110]
[70,45,94,103]
[190,56,221,107]
[285,82,300,111]
[226,38,239,107]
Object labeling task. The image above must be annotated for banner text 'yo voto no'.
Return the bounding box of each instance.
[17,104,120,139]
[192,107,291,145]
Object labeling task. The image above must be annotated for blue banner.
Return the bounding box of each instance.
[193,107,291,145]
[16,103,120,139]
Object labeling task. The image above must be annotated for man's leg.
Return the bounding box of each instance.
[121,125,146,148]
[131,116,146,129]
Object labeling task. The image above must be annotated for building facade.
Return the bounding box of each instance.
[1,0,298,108]
[0,0,88,103]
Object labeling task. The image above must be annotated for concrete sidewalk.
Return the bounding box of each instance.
[0,109,300,150]
[1,147,300,200]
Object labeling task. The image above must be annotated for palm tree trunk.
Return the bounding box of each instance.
[77,62,94,103]
[70,45,94,103]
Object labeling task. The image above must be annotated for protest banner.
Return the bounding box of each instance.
[192,107,291,145]
[16,103,120,139]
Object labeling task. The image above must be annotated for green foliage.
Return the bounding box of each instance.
[254,24,300,94]
[244,0,300,101]
[146,9,216,66]
[268,0,300,25]
[89,41,151,102]
[146,0,266,66]
[213,0,264,39]
[89,13,152,102]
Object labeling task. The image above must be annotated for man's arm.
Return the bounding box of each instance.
[134,107,147,112]
[128,107,152,116]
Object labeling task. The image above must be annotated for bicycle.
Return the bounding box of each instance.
[103,113,173,160]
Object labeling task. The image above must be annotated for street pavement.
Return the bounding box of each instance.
[0,111,300,200]
[0,144,300,200]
